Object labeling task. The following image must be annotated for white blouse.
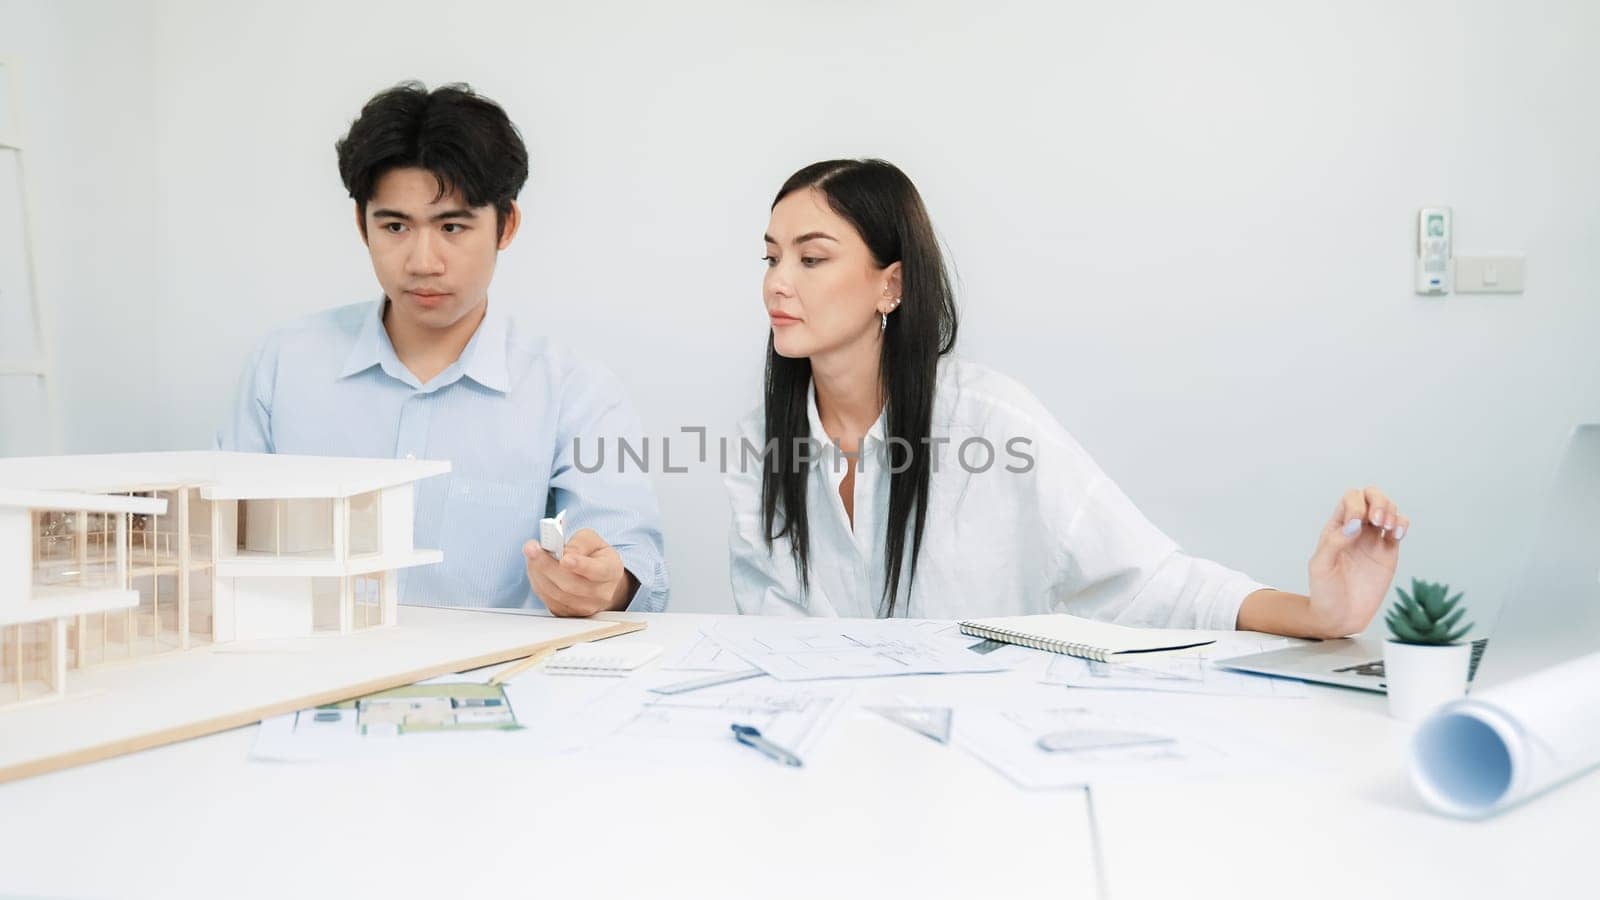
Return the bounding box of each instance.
[723,357,1268,627]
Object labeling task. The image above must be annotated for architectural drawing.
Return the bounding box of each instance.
[298,682,520,736]
[661,630,753,672]
[952,701,1285,790]
[706,619,1013,680]
[1041,636,1310,698]
[588,681,849,764]
[0,451,449,708]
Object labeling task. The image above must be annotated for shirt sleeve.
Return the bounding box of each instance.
[214,340,275,452]
[1052,473,1271,630]
[723,417,809,616]
[547,367,670,613]
[1020,408,1269,630]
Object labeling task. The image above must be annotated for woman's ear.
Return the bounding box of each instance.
[880,261,904,313]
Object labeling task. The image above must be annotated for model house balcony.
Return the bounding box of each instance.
[1,489,167,706]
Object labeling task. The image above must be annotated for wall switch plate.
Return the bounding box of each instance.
[1454,255,1525,293]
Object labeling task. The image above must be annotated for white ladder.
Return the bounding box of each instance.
[0,58,59,455]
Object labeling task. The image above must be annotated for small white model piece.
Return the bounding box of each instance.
[0,451,449,709]
[539,508,566,560]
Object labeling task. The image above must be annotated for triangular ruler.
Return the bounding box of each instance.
[867,705,953,745]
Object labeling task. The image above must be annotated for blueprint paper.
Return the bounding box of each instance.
[1412,650,1600,817]
[1041,636,1309,698]
[707,618,1015,681]
[952,697,1289,790]
[566,676,852,769]
[661,630,755,672]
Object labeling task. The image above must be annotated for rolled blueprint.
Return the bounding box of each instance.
[1411,651,1600,818]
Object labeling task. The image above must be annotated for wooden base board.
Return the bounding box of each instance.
[0,606,644,783]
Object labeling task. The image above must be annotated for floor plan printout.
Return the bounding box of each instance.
[569,676,852,768]
[662,631,754,672]
[251,666,851,770]
[706,618,1016,680]
[952,697,1290,790]
[251,676,532,761]
[1040,636,1310,698]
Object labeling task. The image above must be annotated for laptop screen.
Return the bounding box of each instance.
[1471,424,1600,691]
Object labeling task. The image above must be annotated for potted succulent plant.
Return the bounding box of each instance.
[1383,578,1475,721]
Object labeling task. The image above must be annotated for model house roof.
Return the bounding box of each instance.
[0,452,450,499]
[0,488,167,516]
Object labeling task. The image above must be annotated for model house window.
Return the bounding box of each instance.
[239,499,334,556]
[349,491,382,556]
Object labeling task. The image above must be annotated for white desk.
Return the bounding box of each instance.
[1090,679,1600,898]
[0,613,1591,899]
[0,613,1099,900]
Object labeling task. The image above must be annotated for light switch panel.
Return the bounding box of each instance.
[1454,255,1525,293]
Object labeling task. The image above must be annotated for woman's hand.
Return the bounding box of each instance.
[1304,486,1409,637]
[1238,486,1409,639]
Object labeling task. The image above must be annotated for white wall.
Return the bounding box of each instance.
[0,0,160,455]
[4,0,1598,623]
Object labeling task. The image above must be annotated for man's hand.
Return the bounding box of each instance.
[523,528,638,617]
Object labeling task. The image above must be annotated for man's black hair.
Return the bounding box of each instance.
[336,81,529,237]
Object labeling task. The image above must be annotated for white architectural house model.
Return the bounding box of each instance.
[0,452,449,708]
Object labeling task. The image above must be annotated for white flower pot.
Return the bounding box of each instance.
[1384,639,1472,721]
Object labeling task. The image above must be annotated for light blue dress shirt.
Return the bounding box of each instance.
[216,299,669,613]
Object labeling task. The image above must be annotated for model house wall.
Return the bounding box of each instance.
[1,489,166,706]
[380,485,413,557]
[0,507,29,605]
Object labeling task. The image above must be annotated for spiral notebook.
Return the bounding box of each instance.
[958,614,1215,662]
[544,642,663,676]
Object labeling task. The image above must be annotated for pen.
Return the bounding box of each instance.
[730,723,804,767]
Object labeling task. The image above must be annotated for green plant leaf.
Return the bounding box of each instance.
[1442,623,1474,644]
[1385,608,1413,631]
[1387,614,1426,644]
[1435,607,1467,635]
[1404,601,1434,631]
[1418,583,1450,617]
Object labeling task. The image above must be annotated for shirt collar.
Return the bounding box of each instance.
[338,299,511,394]
[458,303,511,393]
[338,300,390,381]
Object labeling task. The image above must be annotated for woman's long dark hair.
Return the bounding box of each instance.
[760,159,959,617]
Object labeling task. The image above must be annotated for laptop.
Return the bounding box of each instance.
[1215,424,1600,693]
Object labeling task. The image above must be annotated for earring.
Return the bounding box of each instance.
[880,311,887,331]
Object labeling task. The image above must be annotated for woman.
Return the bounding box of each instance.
[724,159,1407,637]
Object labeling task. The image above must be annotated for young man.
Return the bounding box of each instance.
[217,82,667,615]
